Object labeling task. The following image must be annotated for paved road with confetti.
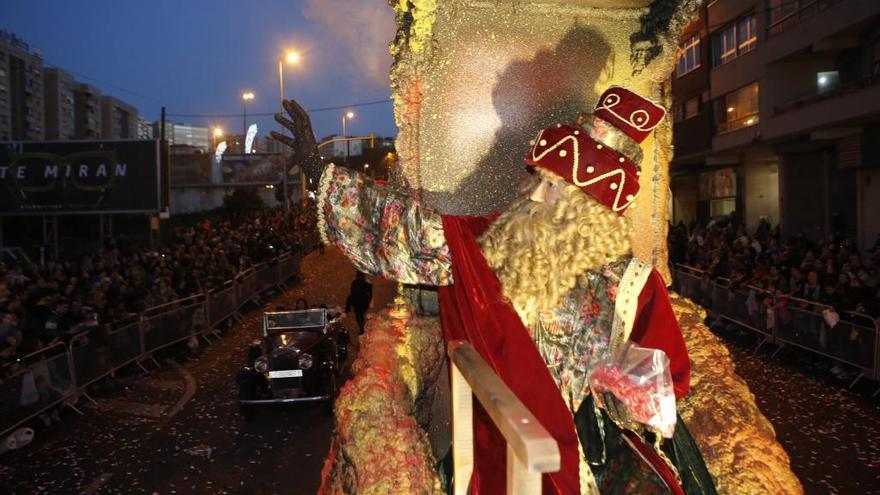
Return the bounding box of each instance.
[0,248,396,495]
[716,326,880,495]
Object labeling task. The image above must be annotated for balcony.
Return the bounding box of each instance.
[773,73,880,116]
[766,0,845,38]
[712,114,762,153]
[762,0,880,65]
[672,111,714,160]
[764,73,880,140]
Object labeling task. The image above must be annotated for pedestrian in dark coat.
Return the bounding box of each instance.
[345,272,372,335]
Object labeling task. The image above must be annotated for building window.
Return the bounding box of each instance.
[767,0,841,36]
[672,97,700,122]
[714,82,759,133]
[684,97,699,119]
[816,71,840,94]
[712,14,757,67]
[768,0,798,34]
[676,35,701,77]
[737,15,757,54]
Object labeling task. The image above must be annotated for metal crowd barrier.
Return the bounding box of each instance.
[0,247,309,439]
[208,281,239,326]
[0,343,78,438]
[236,268,259,309]
[255,260,280,293]
[671,264,880,393]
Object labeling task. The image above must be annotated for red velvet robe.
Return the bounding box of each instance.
[438,215,690,494]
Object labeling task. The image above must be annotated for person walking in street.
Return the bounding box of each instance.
[345,272,372,335]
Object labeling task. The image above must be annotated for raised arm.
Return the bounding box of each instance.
[316,164,451,285]
[272,99,451,286]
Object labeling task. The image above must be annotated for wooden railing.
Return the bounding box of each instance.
[448,340,560,495]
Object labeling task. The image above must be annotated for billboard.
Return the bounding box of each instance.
[0,140,166,215]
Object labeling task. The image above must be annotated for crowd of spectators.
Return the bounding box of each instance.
[0,205,317,375]
[669,217,880,318]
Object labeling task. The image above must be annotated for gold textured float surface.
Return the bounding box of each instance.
[673,293,804,495]
[388,0,702,280]
[319,306,444,495]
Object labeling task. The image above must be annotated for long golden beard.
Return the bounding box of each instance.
[478,173,632,329]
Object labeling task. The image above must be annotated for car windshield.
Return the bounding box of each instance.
[264,309,326,332]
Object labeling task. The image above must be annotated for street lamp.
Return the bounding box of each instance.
[278,51,301,111]
[242,91,255,136]
[342,111,355,165]
[212,127,223,150]
[278,50,301,215]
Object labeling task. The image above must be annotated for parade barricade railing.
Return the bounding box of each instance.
[447,340,560,495]
[208,281,239,327]
[773,294,878,381]
[670,265,880,387]
[255,260,279,293]
[278,253,299,285]
[721,285,776,344]
[69,318,143,393]
[140,295,208,356]
[671,264,705,306]
[0,342,76,438]
[236,267,258,310]
[0,248,306,439]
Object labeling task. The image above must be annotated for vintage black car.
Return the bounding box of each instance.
[236,308,349,417]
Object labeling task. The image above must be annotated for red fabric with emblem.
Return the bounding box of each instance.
[592,86,667,144]
[525,124,640,215]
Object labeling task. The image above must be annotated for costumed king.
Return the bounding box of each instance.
[273,87,717,494]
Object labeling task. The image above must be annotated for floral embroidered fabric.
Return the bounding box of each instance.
[535,258,630,414]
[318,164,453,285]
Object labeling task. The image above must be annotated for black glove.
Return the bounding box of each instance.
[271,99,324,186]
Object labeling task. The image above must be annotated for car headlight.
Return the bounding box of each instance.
[254,356,268,373]
[298,353,313,369]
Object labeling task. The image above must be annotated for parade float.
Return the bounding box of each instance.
[315,1,804,493]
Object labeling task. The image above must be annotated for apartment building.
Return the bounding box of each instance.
[0,30,45,141]
[44,68,76,139]
[154,122,211,151]
[670,0,880,251]
[100,95,138,139]
[137,117,154,140]
[74,83,102,139]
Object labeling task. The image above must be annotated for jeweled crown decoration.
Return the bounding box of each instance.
[525,87,666,215]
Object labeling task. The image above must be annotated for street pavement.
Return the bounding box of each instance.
[0,248,395,495]
[716,327,880,495]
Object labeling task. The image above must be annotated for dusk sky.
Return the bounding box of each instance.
[4,0,398,140]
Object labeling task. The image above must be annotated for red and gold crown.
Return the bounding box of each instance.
[525,87,666,215]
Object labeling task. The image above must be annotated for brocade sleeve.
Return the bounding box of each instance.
[316,163,452,285]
